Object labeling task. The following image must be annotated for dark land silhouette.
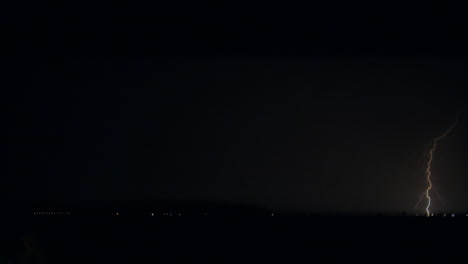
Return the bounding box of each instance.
[1,201,467,263]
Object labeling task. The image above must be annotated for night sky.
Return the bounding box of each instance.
[4,4,468,214]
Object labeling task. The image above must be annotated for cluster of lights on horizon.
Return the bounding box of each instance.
[33,212,70,215]
[30,211,468,216]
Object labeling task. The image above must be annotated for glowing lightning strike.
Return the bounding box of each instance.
[424,114,458,216]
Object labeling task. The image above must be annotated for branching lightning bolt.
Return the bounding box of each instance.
[424,114,458,216]
[415,192,425,210]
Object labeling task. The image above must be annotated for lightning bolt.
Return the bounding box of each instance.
[424,114,458,216]
[415,187,445,212]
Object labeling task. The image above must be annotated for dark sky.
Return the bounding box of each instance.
[4,4,468,214]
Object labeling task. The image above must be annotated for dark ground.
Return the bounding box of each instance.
[1,213,467,263]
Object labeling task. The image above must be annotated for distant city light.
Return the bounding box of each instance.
[178,213,182,216]
[116,212,119,216]
[451,214,455,217]
[151,213,154,216]
[271,213,274,216]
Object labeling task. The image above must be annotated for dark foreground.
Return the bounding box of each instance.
[1,215,466,263]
